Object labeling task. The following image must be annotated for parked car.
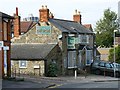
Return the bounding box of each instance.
[90,60,120,77]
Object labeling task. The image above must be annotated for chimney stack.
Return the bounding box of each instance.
[39,5,49,22]
[13,7,21,38]
[73,10,82,24]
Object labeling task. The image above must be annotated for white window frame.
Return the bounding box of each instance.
[19,60,27,68]
[68,51,76,68]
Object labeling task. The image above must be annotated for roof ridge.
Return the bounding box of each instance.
[11,43,57,45]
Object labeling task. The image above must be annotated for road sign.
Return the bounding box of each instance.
[3,46,9,50]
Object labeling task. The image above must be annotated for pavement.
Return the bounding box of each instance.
[2,74,119,89]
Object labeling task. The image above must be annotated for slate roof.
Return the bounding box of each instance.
[49,18,93,34]
[11,43,57,60]
[0,12,14,19]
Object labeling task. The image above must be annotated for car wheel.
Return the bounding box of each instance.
[110,73,114,77]
[95,69,101,75]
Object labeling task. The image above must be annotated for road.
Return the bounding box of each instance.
[48,81,119,89]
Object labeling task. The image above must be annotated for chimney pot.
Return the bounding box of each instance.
[42,5,44,9]
[78,11,80,15]
[75,9,77,15]
[45,5,47,9]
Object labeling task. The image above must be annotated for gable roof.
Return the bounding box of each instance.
[49,18,93,34]
[20,21,36,33]
[11,43,57,60]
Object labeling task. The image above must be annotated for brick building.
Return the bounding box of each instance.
[11,6,95,76]
[0,12,13,78]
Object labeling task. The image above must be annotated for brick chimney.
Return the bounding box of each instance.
[13,7,21,37]
[73,10,82,24]
[39,5,49,22]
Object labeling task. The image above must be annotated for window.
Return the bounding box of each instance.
[105,63,111,68]
[19,60,27,68]
[86,50,93,65]
[79,35,89,44]
[99,62,105,67]
[68,51,76,68]
[78,50,82,67]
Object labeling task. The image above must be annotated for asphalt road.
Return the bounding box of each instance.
[50,81,119,89]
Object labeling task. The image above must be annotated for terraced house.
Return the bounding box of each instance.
[11,6,95,76]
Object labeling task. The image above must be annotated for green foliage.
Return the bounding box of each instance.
[95,8,118,47]
[109,46,120,64]
[47,61,58,77]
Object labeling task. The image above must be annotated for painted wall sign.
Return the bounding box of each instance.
[36,26,51,34]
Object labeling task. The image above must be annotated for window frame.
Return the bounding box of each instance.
[68,51,76,68]
[86,50,93,65]
[79,35,89,44]
[19,60,27,68]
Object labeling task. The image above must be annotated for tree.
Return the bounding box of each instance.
[109,45,120,64]
[95,8,118,47]
[46,61,58,77]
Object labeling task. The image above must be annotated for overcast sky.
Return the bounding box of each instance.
[0,0,119,29]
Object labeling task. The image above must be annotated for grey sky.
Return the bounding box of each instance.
[0,0,119,29]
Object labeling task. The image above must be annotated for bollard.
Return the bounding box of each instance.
[75,70,77,79]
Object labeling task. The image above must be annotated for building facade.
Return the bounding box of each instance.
[0,12,13,78]
[11,6,95,76]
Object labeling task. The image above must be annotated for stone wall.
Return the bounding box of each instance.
[45,44,62,76]
[11,22,62,44]
[11,60,45,76]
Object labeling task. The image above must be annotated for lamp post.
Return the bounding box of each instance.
[113,30,117,77]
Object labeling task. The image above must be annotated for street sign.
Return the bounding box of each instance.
[0,41,3,47]
[3,46,9,50]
